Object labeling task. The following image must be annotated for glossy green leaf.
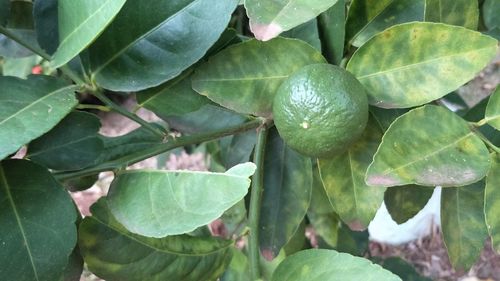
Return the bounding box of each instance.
[192,37,325,117]
[384,186,434,224]
[58,246,84,281]
[88,0,238,92]
[136,71,211,118]
[62,174,99,192]
[0,75,78,160]
[483,0,500,29]
[486,86,500,130]
[27,111,104,171]
[79,199,232,281]
[219,130,257,169]
[485,154,500,253]
[282,19,321,51]
[346,22,498,108]
[245,0,339,41]
[317,0,345,65]
[374,257,432,281]
[33,0,58,54]
[346,0,425,47]
[366,105,490,187]
[318,120,385,230]
[425,0,479,30]
[441,181,488,271]
[271,249,402,281]
[107,162,256,237]
[50,0,126,67]
[0,159,77,281]
[0,1,38,58]
[259,128,312,260]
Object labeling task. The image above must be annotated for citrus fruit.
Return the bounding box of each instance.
[272,64,368,158]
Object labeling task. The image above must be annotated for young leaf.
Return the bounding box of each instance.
[79,199,233,281]
[485,154,500,252]
[136,71,211,119]
[259,128,312,260]
[192,37,325,117]
[346,22,498,108]
[384,186,434,224]
[27,111,104,171]
[346,0,425,47]
[485,86,500,130]
[0,159,77,281]
[425,0,479,30]
[0,75,78,160]
[366,105,490,187]
[318,120,385,231]
[271,249,402,281]
[441,181,488,271]
[317,0,345,65]
[88,0,238,92]
[483,0,500,30]
[245,0,339,41]
[50,0,126,67]
[107,162,256,237]
[33,0,58,55]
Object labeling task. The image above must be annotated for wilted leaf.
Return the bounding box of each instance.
[441,181,488,271]
[79,199,232,281]
[192,37,325,117]
[318,120,385,230]
[245,0,339,41]
[346,0,425,47]
[0,159,77,281]
[0,75,78,160]
[271,249,402,281]
[366,105,490,187]
[27,111,104,171]
[107,162,256,237]
[88,0,238,91]
[346,22,498,108]
[259,128,312,260]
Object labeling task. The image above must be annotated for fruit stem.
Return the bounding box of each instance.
[247,123,269,281]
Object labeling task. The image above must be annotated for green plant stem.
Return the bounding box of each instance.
[76,104,111,112]
[92,91,166,138]
[54,118,265,181]
[247,124,269,281]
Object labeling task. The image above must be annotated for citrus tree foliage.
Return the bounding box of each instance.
[0,1,498,280]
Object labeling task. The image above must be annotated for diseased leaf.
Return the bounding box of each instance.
[441,181,488,271]
[486,86,500,130]
[259,128,312,260]
[346,0,425,47]
[245,0,339,41]
[346,22,498,108]
[0,75,78,160]
[318,120,385,230]
[136,71,211,118]
[33,0,58,54]
[51,0,126,67]
[88,0,238,91]
[485,154,500,253]
[271,249,402,281]
[317,0,345,65]
[79,199,232,281]
[483,0,500,29]
[27,111,104,171]
[0,159,77,281]
[426,0,479,30]
[192,37,325,117]
[384,186,434,224]
[107,162,256,237]
[366,105,490,187]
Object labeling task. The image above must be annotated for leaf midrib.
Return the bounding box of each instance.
[356,46,495,80]
[0,166,40,281]
[91,0,199,76]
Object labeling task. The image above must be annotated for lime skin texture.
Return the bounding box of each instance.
[273,63,369,158]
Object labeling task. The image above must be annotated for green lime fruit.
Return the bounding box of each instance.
[272,64,368,158]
